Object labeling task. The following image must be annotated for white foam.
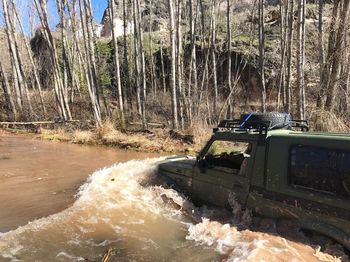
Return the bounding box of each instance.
[56,251,85,261]
[0,157,337,261]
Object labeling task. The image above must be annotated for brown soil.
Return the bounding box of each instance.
[0,121,209,154]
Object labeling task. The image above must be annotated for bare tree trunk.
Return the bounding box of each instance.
[301,0,306,118]
[317,0,340,108]
[217,62,247,121]
[83,0,107,119]
[247,0,258,111]
[110,0,125,126]
[34,0,72,120]
[8,1,34,117]
[318,0,325,76]
[66,0,82,102]
[2,0,23,113]
[87,0,109,118]
[296,0,306,119]
[13,4,46,115]
[339,32,349,113]
[148,0,157,96]
[210,0,218,119]
[176,0,184,129]
[285,0,294,113]
[168,0,178,129]
[132,0,141,116]
[122,0,132,119]
[346,48,350,111]
[197,48,210,116]
[56,0,71,104]
[160,39,167,93]
[187,0,198,124]
[66,0,87,99]
[135,0,147,129]
[61,1,80,104]
[227,0,232,110]
[0,59,16,118]
[277,0,288,110]
[77,0,101,123]
[258,0,266,112]
[325,0,350,110]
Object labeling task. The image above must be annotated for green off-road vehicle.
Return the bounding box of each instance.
[158,112,350,251]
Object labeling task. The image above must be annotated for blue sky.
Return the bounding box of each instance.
[47,0,109,27]
[1,0,108,35]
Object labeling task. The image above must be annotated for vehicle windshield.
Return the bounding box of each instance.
[202,140,251,171]
[206,141,250,156]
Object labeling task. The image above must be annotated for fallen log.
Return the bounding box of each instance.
[0,120,88,126]
[128,121,166,127]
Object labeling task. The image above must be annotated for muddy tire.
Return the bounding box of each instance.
[240,112,291,130]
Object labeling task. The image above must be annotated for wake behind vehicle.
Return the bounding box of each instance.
[158,112,350,251]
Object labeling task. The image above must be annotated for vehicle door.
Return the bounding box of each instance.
[192,139,252,207]
[262,137,350,234]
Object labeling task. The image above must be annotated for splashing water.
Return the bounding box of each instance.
[0,158,343,262]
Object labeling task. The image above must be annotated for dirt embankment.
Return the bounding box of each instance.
[2,110,349,154]
[0,121,210,154]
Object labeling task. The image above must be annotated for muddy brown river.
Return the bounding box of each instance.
[0,134,345,261]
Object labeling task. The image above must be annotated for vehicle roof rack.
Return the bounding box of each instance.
[214,119,270,136]
[213,118,309,135]
[289,120,309,132]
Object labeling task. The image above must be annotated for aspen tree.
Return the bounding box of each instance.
[168,0,178,129]
[13,4,46,115]
[123,0,133,119]
[210,0,218,119]
[285,0,294,113]
[110,0,125,126]
[226,0,232,117]
[176,0,184,129]
[0,59,16,118]
[135,0,147,129]
[258,0,266,112]
[324,0,350,110]
[77,0,102,123]
[277,0,288,110]
[132,0,141,116]
[34,0,72,120]
[2,0,23,112]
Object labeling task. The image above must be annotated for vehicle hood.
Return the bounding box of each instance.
[158,155,196,177]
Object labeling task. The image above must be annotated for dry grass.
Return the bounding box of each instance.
[33,119,206,154]
[72,130,94,144]
[188,118,212,149]
[95,120,119,140]
[40,128,71,142]
[308,110,350,133]
[91,119,200,152]
[96,122,164,152]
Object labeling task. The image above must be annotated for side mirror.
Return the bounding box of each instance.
[196,156,207,172]
[195,155,201,166]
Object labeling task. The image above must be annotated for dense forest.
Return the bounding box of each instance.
[0,0,349,132]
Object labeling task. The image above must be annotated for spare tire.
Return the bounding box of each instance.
[240,112,291,130]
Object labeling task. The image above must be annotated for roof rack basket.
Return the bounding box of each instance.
[213,118,309,134]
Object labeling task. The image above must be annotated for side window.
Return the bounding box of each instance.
[289,145,350,197]
[203,140,252,172]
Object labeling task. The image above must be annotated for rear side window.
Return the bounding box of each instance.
[289,145,350,197]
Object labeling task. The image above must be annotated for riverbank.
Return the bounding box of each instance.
[0,120,211,154]
[2,110,349,154]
